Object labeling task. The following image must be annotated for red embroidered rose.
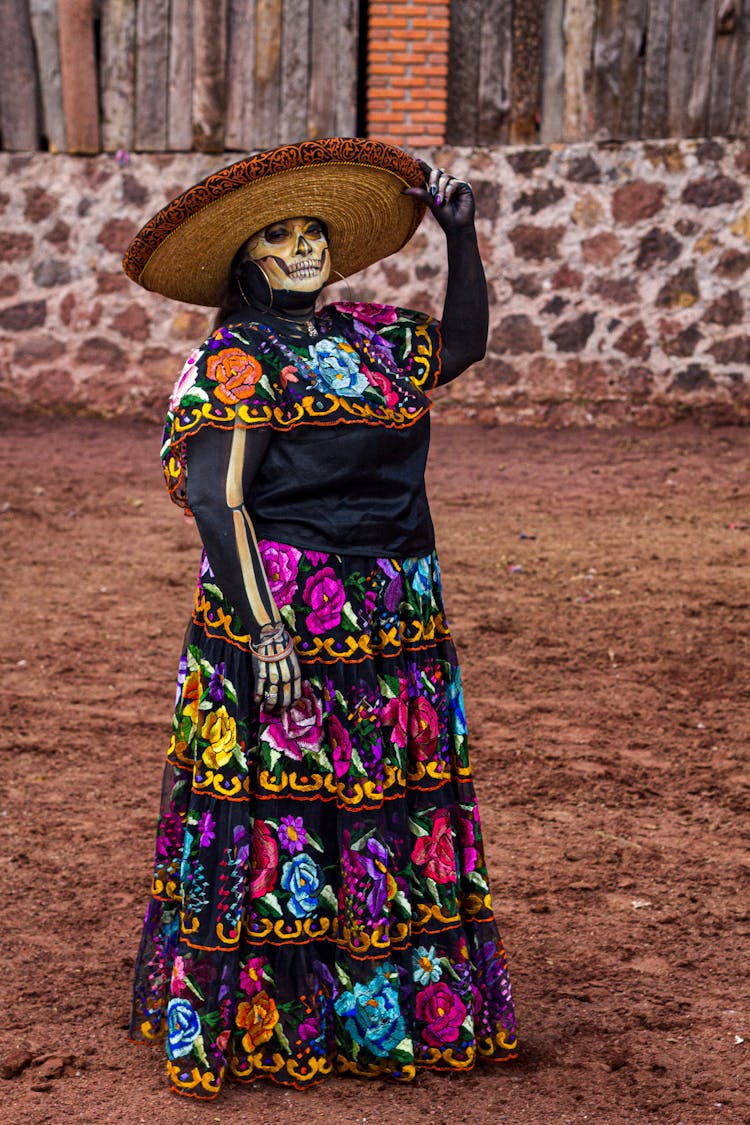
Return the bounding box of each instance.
[408,696,439,760]
[249,820,278,897]
[411,809,456,884]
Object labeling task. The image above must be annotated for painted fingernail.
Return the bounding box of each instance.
[436,194,442,206]
[430,184,438,196]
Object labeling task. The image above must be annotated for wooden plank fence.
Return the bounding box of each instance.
[0,0,748,153]
[449,0,750,144]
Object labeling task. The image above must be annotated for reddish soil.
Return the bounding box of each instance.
[1,415,749,1124]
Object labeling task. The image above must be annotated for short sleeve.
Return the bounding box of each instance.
[161,325,284,507]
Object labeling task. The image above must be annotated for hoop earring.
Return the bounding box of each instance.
[237,269,274,311]
[323,268,353,304]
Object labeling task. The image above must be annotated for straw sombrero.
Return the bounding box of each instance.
[122,137,427,307]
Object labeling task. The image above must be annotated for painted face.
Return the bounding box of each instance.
[245,216,331,292]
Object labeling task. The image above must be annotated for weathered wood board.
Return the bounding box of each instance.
[100,0,136,153]
[478,0,513,144]
[168,0,194,151]
[134,0,169,151]
[58,0,100,153]
[193,0,227,151]
[29,0,66,153]
[0,0,40,150]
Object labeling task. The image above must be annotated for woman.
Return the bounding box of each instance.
[124,137,517,1099]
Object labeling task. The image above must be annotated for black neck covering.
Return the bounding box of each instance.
[234,259,322,322]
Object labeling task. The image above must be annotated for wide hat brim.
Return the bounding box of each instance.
[122,138,427,307]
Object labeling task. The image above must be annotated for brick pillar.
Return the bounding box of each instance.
[367,0,450,147]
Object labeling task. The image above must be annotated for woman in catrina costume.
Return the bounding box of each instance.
[123,137,517,1099]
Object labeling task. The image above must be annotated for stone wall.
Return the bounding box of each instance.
[1,139,749,426]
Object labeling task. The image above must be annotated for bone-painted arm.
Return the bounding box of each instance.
[404,160,489,385]
[185,424,301,713]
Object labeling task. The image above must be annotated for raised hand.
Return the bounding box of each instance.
[404,158,475,234]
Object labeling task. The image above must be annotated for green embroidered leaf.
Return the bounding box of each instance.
[312,747,332,774]
[318,884,338,912]
[335,964,353,991]
[340,601,360,632]
[186,648,200,672]
[305,833,325,854]
[201,582,226,602]
[192,1031,209,1068]
[349,745,366,774]
[223,681,238,705]
[232,744,247,769]
[274,1022,291,1053]
[408,818,429,838]
[261,892,283,917]
[186,977,205,1001]
[441,958,461,982]
[425,876,441,903]
[393,889,411,915]
[180,389,209,407]
[468,870,489,889]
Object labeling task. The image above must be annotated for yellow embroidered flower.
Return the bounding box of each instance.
[201,706,237,770]
[236,991,279,1052]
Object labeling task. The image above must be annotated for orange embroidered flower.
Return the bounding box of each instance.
[206,348,262,405]
[201,706,237,770]
[235,991,279,1052]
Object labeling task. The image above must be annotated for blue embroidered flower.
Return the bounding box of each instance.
[447,669,468,736]
[402,556,433,598]
[179,825,196,886]
[413,945,443,985]
[281,852,323,918]
[166,997,201,1059]
[334,965,406,1058]
[310,338,369,397]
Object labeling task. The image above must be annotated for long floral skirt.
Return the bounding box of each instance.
[130,542,517,1099]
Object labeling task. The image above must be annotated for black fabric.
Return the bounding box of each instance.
[249,414,435,557]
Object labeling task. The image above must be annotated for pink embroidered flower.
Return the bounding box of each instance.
[239,956,266,996]
[329,714,352,777]
[303,567,346,634]
[249,820,278,897]
[412,809,456,884]
[366,368,399,407]
[280,364,299,387]
[305,550,329,566]
[408,696,439,760]
[457,811,479,872]
[259,540,302,607]
[416,981,467,1047]
[382,676,409,748]
[171,955,189,998]
[334,301,398,330]
[264,681,323,759]
[169,347,202,409]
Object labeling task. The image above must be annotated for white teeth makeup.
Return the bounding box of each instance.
[245,217,332,293]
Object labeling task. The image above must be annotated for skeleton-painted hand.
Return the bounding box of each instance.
[404,159,475,233]
[251,624,302,715]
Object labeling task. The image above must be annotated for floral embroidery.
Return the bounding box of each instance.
[132,515,517,1098]
[160,304,441,508]
[206,348,263,405]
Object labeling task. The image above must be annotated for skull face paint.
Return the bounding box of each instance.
[245,216,331,293]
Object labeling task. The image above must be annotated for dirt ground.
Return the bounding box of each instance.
[1,414,749,1124]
